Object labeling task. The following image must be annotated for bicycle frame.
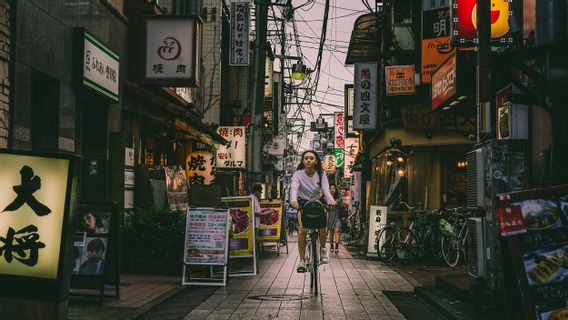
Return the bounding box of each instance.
[305,228,320,296]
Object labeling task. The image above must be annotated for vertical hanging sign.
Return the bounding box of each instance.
[216,126,246,169]
[334,112,345,168]
[186,152,216,185]
[353,63,378,130]
[264,57,273,98]
[344,137,360,179]
[230,1,250,66]
[421,6,454,84]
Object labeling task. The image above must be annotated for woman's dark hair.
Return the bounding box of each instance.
[297,150,323,178]
[83,212,105,229]
[87,238,106,252]
[329,183,339,198]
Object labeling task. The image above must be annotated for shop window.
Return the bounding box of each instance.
[31,70,60,151]
[444,158,467,208]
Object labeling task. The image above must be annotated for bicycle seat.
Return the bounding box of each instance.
[302,200,327,229]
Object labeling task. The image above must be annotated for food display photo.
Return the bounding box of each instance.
[230,208,250,235]
[513,198,564,231]
[524,246,568,287]
[536,300,568,320]
[260,207,280,226]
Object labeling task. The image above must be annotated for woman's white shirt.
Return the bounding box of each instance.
[290,169,335,204]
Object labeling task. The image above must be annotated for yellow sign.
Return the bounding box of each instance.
[0,153,70,279]
[257,200,282,241]
[385,65,416,96]
[186,151,216,186]
[222,196,254,257]
[421,37,455,84]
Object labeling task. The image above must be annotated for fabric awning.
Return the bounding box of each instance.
[345,13,380,65]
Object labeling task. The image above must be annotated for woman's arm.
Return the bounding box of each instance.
[290,171,300,207]
[321,174,335,204]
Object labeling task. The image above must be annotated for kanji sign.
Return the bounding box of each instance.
[145,17,201,86]
[344,138,360,179]
[421,7,455,83]
[0,153,70,279]
[385,65,416,96]
[216,126,246,169]
[334,112,345,168]
[230,1,250,66]
[81,31,120,101]
[353,63,377,130]
[186,152,216,185]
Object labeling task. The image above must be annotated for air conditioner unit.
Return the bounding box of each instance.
[466,149,485,208]
[468,217,485,278]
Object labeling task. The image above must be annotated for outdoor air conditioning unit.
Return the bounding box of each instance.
[466,148,485,208]
[468,217,486,278]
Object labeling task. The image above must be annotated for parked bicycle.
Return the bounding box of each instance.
[440,208,471,267]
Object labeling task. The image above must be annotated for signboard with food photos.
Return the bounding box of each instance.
[498,185,568,320]
[221,196,255,257]
[257,200,283,241]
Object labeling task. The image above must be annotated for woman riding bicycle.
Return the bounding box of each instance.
[290,150,336,273]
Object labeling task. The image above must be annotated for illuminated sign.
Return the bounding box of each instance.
[432,54,457,110]
[422,7,455,83]
[453,0,512,45]
[0,153,70,279]
[186,152,216,185]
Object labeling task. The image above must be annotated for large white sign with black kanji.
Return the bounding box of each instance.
[353,63,378,130]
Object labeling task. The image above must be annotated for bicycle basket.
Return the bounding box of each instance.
[301,200,326,229]
[438,218,454,237]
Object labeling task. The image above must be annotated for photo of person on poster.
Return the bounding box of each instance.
[79,238,107,275]
[79,211,109,235]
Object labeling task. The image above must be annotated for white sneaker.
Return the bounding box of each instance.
[297,260,306,273]
[320,247,329,264]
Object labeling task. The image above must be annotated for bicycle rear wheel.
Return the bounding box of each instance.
[310,232,319,295]
[378,226,396,262]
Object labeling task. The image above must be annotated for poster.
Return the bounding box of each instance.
[257,200,282,241]
[165,166,189,210]
[184,208,229,265]
[222,196,254,257]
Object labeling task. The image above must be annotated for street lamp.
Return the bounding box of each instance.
[291,62,308,81]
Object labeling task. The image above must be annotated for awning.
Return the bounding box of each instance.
[345,13,380,65]
[124,81,228,147]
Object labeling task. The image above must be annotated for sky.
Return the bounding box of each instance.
[270,0,373,151]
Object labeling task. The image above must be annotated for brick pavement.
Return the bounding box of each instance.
[181,240,415,320]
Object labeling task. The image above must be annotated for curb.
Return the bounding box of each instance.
[415,286,478,320]
[131,286,187,320]
[391,265,423,288]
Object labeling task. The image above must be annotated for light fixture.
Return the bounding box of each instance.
[442,106,451,110]
[386,160,393,166]
[397,169,405,176]
[449,100,460,106]
[457,95,467,101]
[291,62,307,81]
[396,156,404,163]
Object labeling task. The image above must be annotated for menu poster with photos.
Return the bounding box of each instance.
[257,200,283,241]
[165,166,189,210]
[499,186,568,319]
[184,208,229,265]
[221,196,254,257]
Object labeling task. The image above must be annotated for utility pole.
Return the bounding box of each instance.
[249,0,268,185]
[477,0,491,140]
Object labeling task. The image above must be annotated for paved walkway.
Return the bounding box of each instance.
[182,241,415,320]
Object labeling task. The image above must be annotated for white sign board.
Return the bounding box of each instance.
[83,32,120,101]
[145,18,199,85]
[216,126,246,169]
[344,137,359,179]
[230,2,250,66]
[353,63,378,130]
[367,206,388,256]
[264,136,285,156]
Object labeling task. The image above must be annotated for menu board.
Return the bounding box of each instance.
[500,186,568,319]
[221,196,254,257]
[184,208,229,265]
[257,200,283,241]
[165,166,189,210]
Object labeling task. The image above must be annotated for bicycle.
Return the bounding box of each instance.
[300,200,329,296]
[440,208,471,267]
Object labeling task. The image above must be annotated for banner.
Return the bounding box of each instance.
[257,200,282,241]
[353,63,378,130]
[344,137,360,179]
[230,1,250,66]
[164,166,189,210]
[334,112,345,167]
[222,196,254,257]
[216,126,246,169]
[184,208,229,265]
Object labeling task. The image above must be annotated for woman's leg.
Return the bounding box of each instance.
[319,227,327,248]
[328,229,335,247]
[298,212,306,260]
[334,227,341,250]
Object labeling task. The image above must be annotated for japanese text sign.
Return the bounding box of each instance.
[230,1,250,66]
[432,54,457,110]
[323,155,336,174]
[82,32,120,102]
[145,17,200,86]
[0,153,70,279]
[344,138,360,179]
[385,65,416,96]
[421,7,455,83]
[264,57,273,98]
[334,112,345,168]
[184,208,229,265]
[453,0,512,45]
[186,152,216,185]
[353,63,378,130]
[222,196,254,257]
[257,200,283,241]
[216,126,246,169]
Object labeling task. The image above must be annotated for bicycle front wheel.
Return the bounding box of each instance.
[441,235,460,267]
[378,226,396,262]
[310,232,319,295]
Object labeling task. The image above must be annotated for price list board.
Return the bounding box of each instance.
[184,208,229,265]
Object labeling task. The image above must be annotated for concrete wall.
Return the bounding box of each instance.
[0,0,9,149]
[201,0,222,124]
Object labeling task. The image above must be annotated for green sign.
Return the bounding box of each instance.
[334,148,344,168]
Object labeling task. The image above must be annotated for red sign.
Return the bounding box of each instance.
[431,55,457,110]
[456,0,510,42]
[496,206,527,236]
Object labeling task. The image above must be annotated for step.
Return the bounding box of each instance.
[415,286,485,320]
[435,273,476,300]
